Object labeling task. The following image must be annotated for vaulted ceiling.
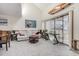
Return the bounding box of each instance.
[0,3,21,17]
[34,3,58,11]
[0,3,58,17]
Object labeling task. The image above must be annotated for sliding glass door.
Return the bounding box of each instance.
[55,17,63,43]
[63,15,69,45]
[45,21,51,32]
[44,14,69,46]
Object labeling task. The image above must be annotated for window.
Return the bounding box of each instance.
[0,19,8,26]
[46,21,51,32]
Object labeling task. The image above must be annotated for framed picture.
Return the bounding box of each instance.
[25,20,36,28]
[0,19,8,26]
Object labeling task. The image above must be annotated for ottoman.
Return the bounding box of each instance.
[29,35,39,43]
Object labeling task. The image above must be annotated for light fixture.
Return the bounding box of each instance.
[55,6,61,9]
[48,3,71,15]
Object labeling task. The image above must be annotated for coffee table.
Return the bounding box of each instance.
[29,35,39,43]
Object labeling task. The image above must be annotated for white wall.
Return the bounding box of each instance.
[0,15,19,30]
[13,3,42,30]
[73,5,79,40]
[0,3,42,31]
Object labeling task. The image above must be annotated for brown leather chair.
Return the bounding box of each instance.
[0,31,11,51]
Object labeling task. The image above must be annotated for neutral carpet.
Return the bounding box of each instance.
[0,39,79,56]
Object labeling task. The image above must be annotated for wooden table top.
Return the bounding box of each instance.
[0,34,8,37]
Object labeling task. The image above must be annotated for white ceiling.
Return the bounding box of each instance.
[34,3,58,11]
[0,3,58,17]
[0,3,21,17]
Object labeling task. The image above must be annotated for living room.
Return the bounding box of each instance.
[0,3,79,56]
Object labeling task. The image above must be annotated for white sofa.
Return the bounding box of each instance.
[16,30,38,41]
[17,30,29,41]
[17,35,28,41]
